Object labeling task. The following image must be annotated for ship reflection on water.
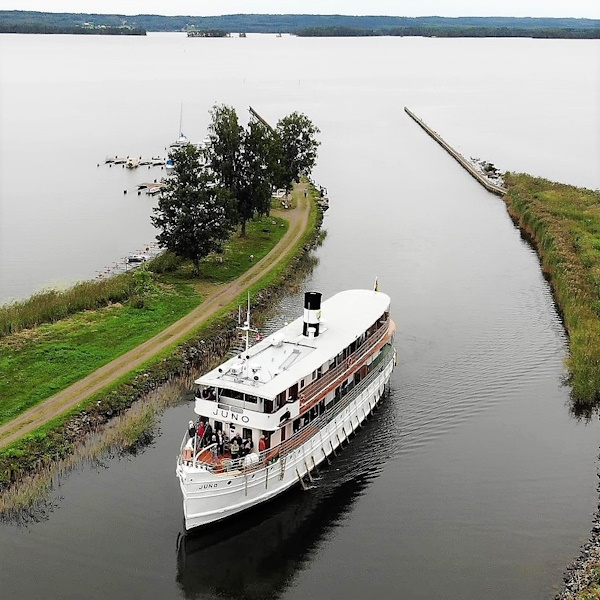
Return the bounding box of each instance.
[176,479,362,599]
[176,394,397,600]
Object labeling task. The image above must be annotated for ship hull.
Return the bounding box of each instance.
[177,350,395,531]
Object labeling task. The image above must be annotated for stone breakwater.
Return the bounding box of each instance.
[404,106,507,197]
[556,474,600,598]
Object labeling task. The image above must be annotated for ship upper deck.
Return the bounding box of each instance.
[196,289,391,401]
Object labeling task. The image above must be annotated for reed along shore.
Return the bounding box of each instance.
[503,173,600,409]
[497,175,600,599]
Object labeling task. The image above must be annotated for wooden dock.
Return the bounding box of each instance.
[404,107,507,197]
[105,156,165,167]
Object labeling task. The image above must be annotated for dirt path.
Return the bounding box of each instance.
[0,188,311,449]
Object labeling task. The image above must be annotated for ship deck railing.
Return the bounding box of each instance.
[298,318,391,410]
[179,343,394,475]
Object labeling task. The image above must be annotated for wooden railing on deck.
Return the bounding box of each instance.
[299,318,390,410]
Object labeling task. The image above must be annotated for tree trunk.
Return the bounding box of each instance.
[240,219,247,237]
[192,258,201,277]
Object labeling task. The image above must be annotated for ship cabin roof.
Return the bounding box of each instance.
[195,289,391,402]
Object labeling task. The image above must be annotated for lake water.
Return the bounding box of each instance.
[0,33,599,599]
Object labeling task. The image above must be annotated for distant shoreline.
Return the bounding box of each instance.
[295,27,600,39]
[0,24,146,35]
[3,27,599,39]
[0,11,598,38]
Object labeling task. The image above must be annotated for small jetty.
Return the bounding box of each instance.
[105,156,165,168]
[95,242,162,280]
[137,182,165,194]
[404,107,507,197]
[187,30,229,38]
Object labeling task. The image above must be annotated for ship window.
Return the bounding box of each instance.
[276,392,286,409]
[214,420,222,432]
[245,395,258,404]
[288,384,298,402]
[300,379,305,389]
[243,427,252,440]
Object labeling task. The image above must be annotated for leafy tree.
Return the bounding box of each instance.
[204,105,319,234]
[206,105,275,236]
[205,104,243,192]
[151,145,233,276]
[236,120,276,235]
[274,112,320,193]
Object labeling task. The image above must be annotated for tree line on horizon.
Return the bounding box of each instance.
[296,26,600,39]
[0,11,598,36]
[0,23,145,35]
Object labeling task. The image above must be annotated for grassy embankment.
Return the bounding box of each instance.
[504,173,600,408]
[0,182,322,506]
[0,215,287,427]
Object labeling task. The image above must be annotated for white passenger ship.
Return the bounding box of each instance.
[176,288,397,531]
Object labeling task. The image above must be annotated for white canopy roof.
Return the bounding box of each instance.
[196,289,391,401]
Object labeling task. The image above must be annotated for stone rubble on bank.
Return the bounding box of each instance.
[469,156,505,188]
[556,475,600,599]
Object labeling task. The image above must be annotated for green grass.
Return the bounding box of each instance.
[164,215,288,283]
[0,214,289,427]
[504,173,600,406]
[0,284,200,426]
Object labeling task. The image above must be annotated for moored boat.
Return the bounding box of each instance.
[176,288,397,531]
[169,133,190,151]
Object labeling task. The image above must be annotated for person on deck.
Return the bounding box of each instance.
[204,422,213,447]
[243,437,253,456]
[197,420,205,444]
[188,421,196,439]
[258,435,266,453]
[230,438,240,460]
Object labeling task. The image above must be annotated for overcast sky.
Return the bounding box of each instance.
[1,0,599,18]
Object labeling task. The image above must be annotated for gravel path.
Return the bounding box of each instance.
[0,188,310,449]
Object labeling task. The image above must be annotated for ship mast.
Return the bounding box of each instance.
[238,292,257,352]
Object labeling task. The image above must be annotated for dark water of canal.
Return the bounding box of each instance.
[0,34,599,599]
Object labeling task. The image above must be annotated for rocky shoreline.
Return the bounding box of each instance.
[557,473,600,598]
